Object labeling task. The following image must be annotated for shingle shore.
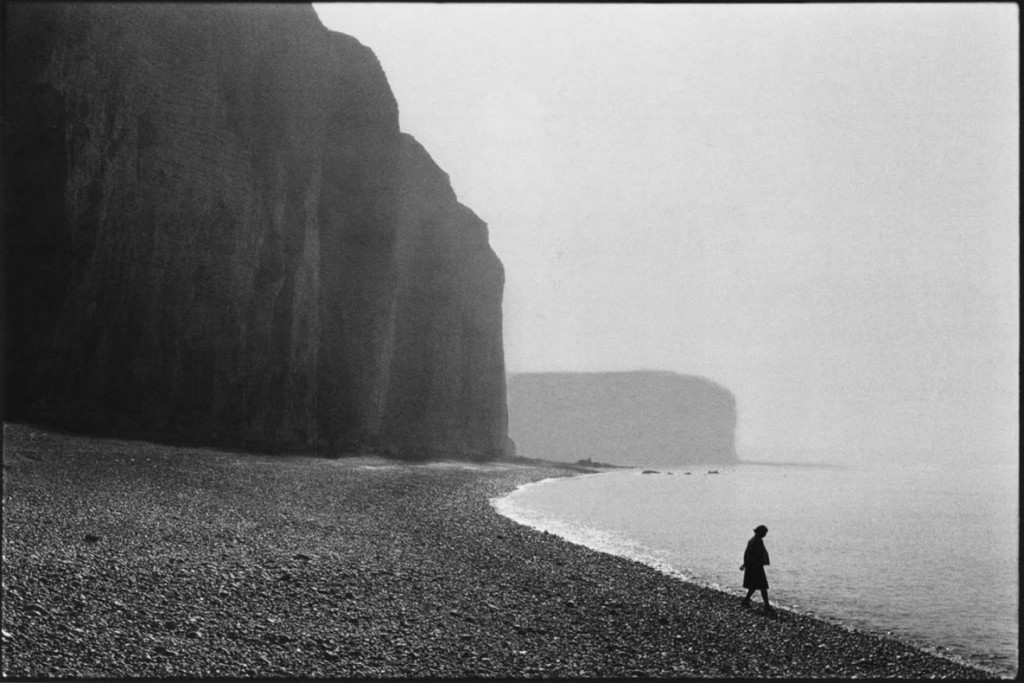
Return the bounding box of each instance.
[2,423,997,679]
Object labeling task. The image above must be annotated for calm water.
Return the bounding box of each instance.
[493,460,1018,677]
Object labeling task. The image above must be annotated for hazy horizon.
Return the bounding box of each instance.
[314,3,1018,465]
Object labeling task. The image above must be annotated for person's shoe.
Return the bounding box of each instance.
[741,598,751,608]
[764,605,776,615]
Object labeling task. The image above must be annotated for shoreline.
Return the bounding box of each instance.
[2,422,1002,678]
[492,474,1009,678]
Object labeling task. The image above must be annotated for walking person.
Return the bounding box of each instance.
[740,524,774,614]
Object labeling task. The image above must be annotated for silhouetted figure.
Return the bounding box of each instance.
[740,524,774,613]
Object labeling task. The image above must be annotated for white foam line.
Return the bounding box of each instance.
[490,475,696,584]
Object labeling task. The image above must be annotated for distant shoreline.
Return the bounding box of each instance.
[737,459,845,468]
[2,423,998,678]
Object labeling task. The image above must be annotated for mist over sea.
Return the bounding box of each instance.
[494,459,1018,677]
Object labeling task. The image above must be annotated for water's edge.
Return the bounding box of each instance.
[489,473,1012,679]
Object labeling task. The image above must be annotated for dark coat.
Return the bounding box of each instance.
[742,535,770,590]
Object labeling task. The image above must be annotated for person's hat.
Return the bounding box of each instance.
[754,525,768,535]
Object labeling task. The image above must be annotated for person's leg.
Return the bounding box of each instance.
[742,588,754,606]
[760,589,773,611]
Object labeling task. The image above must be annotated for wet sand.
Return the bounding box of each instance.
[1,423,996,678]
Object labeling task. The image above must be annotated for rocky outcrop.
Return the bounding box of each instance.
[2,3,507,459]
[506,372,738,466]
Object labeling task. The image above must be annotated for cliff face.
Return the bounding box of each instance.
[3,3,508,459]
[383,136,508,458]
[507,372,738,467]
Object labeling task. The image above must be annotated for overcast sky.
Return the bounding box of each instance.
[313,3,1018,464]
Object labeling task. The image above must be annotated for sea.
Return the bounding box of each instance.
[492,459,1018,678]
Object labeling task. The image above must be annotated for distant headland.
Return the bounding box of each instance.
[507,371,738,467]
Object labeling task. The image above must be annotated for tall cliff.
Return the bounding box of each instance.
[507,372,738,467]
[2,3,508,459]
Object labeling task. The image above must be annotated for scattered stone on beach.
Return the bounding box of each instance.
[1,423,1001,679]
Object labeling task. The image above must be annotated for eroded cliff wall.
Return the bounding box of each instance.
[3,3,508,459]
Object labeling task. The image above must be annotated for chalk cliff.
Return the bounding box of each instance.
[507,372,738,466]
[3,3,508,459]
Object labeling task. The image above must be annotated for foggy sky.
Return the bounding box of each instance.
[313,3,1018,464]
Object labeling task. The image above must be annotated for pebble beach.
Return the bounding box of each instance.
[1,422,998,679]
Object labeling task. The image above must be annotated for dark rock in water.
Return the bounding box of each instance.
[2,4,507,460]
[641,470,660,475]
[507,371,738,467]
